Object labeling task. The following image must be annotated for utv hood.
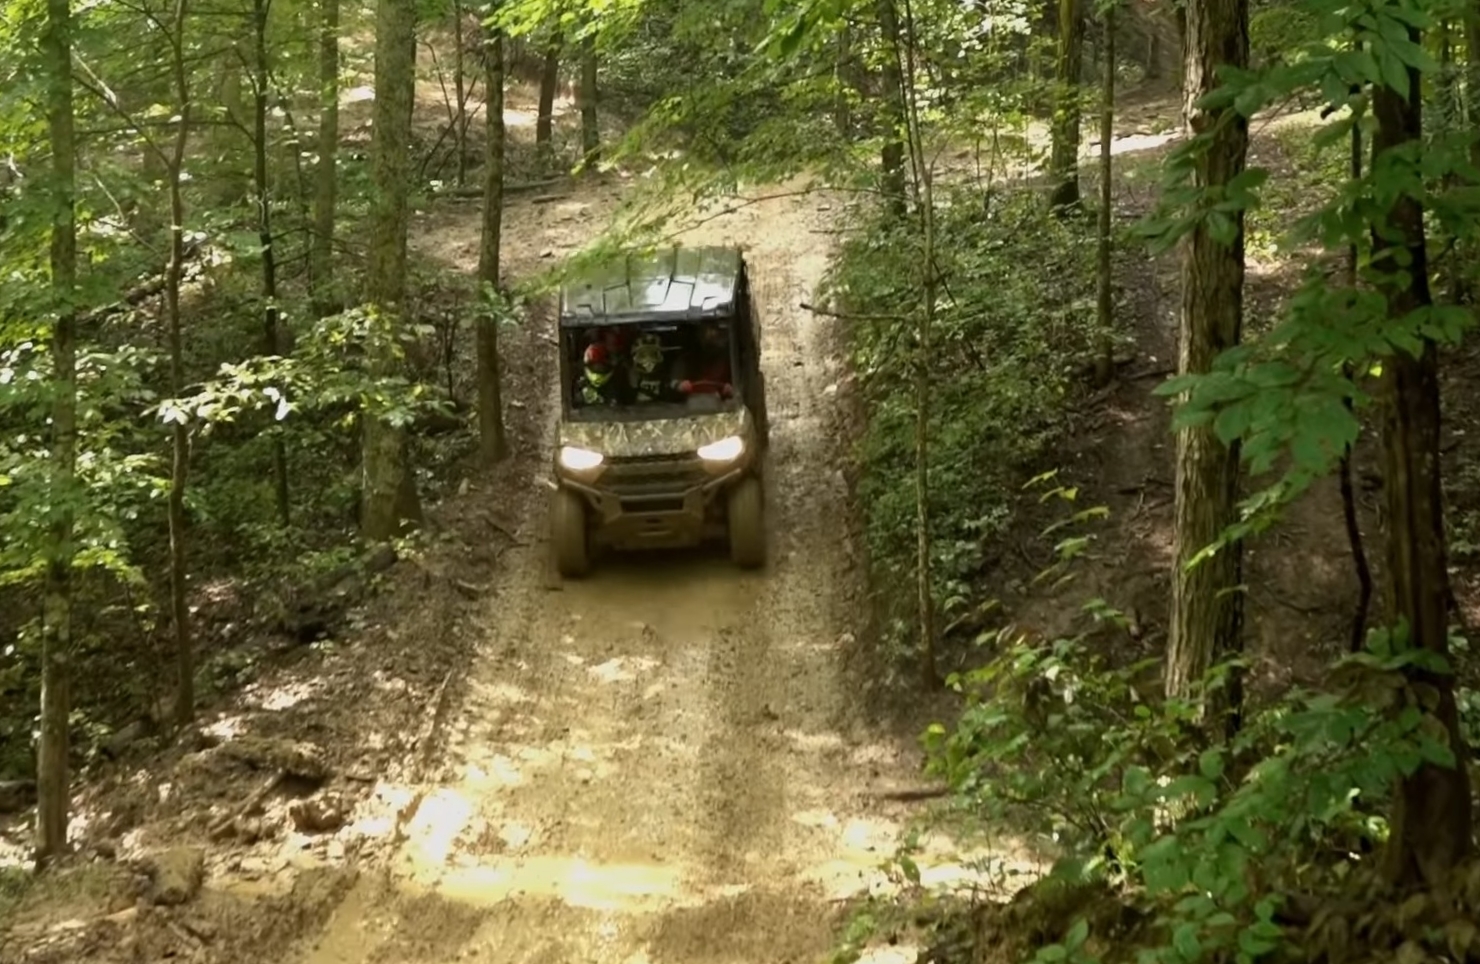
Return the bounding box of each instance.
[559,410,751,459]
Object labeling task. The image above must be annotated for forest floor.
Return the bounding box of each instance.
[6,69,1480,964]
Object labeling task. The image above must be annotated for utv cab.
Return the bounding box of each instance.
[547,245,770,578]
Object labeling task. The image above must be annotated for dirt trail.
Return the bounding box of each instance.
[290,181,1014,964]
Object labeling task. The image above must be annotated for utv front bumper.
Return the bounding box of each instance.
[551,454,748,550]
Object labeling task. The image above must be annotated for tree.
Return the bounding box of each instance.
[162,0,195,728]
[361,0,424,541]
[1164,0,1248,734]
[310,0,340,317]
[1368,19,1473,888]
[252,0,289,527]
[535,31,559,164]
[476,6,508,465]
[1093,0,1115,386]
[875,0,909,218]
[577,29,598,165]
[1047,0,1084,211]
[35,0,79,868]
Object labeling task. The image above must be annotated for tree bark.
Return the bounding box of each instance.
[577,32,599,165]
[535,34,559,163]
[1165,0,1249,738]
[165,0,195,730]
[477,17,508,465]
[1369,32,1474,889]
[36,0,78,868]
[310,0,339,317]
[361,0,422,542]
[1048,0,1085,211]
[876,0,909,218]
[1093,4,1115,386]
[253,0,289,527]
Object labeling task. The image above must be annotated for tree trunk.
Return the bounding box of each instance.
[577,33,599,165]
[535,34,559,162]
[165,0,195,730]
[477,19,508,465]
[452,0,469,187]
[1048,0,1085,211]
[253,0,289,528]
[1370,32,1474,889]
[835,24,853,139]
[1467,4,1480,171]
[876,0,909,218]
[1165,0,1248,738]
[1093,4,1115,386]
[310,0,339,316]
[36,0,78,868]
[1341,41,1372,654]
[362,0,422,542]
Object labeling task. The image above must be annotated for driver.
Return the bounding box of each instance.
[628,332,679,403]
[574,343,625,406]
[677,323,734,398]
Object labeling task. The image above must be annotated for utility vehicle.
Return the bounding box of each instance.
[546,245,770,577]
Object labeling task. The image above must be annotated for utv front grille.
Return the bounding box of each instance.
[602,456,706,496]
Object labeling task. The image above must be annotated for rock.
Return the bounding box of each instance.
[289,795,346,834]
[0,779,37,814]
[137,846,204,906]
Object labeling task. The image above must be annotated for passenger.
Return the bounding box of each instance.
[677,323,734,398]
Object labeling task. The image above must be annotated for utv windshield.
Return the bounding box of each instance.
[565,319,740,422]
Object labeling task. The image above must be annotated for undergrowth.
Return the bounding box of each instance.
[823,186,1109,676]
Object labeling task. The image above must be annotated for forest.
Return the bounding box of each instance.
[2,0,1479,961]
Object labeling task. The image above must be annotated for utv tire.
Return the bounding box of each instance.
[552,488,591,578]
[727,475,766,569]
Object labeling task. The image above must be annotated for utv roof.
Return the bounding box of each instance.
[558,245,744,327]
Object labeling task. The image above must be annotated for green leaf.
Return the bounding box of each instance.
[1172,921,1202,960]
[1198,748,1225,781]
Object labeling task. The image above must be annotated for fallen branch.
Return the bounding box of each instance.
[799,301,905,322]
[871,786,951,802]
[440,176,566,198]
[207,770,284,839]
[530,193,571,205]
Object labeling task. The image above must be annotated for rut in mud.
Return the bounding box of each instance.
[292,184,1010,964]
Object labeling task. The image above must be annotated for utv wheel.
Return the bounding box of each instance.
[552,489,591,578]
[727,475,766,569]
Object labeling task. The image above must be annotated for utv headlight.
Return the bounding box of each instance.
[697,435,744,463]
[559,446,604,471]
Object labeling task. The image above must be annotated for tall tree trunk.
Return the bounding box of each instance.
[253,0,289,527]
[1342,39,1372,653]
[835,24,853,139]
[310,0,340,316]
[1370,29,1474,889]
[361,0,422,542]
[477,17,508,465]
[1165,0,1248,738]
[876,0,908,218]
[535,34,559,163]
[577,32,599,165]
[1093,3,1115,386]
[452,0,469,187]
[165,0,195,729]
[35,0,78,868]
[1467,3,1480,171]
[1048,0,1085,211]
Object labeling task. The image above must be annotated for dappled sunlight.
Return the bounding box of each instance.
[403,788,478,868]
[588,655,661,683]
[782,728,846,753]
[244,677,326,711]
[202,714,246,742]
[433,855,687,911]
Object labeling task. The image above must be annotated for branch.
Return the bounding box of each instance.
[799,301,905,322]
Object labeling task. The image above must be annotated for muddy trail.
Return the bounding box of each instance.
[284,184,1002,964]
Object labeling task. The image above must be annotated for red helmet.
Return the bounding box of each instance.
[583,342,612,375]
